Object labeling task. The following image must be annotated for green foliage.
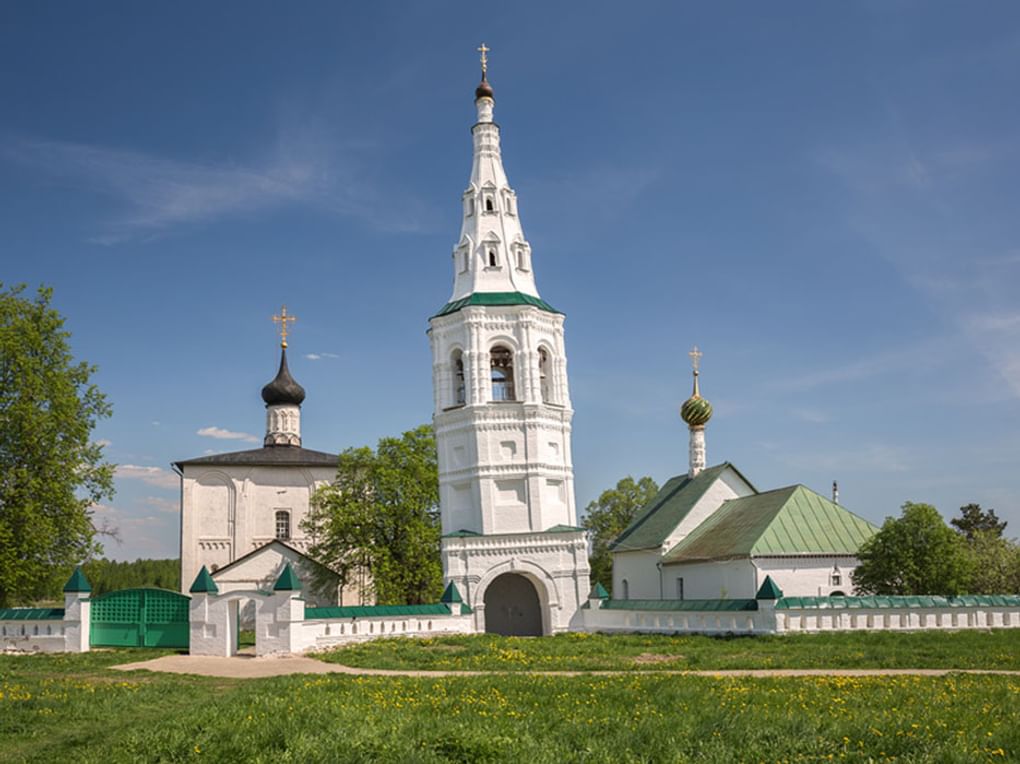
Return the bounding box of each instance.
[303,424,442,605]
[581,475,659,593]
[964,531,1020,595]
[952,502,1008,540]
[317,629,1020,672]
[81,558,180,595]
[0,284,114,607]
[852,502,973,596]
[2,649,1019,762]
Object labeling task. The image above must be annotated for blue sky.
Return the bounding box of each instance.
[2,2,1018,560]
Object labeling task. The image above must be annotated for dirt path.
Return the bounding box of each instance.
[111,655,1020,680]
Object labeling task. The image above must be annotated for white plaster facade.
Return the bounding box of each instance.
[178,462,335,591]
[429,72,590,635]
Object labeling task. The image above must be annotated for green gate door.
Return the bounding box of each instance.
[90,588,190,648]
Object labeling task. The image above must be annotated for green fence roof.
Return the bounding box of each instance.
[432,291,561,319]
[663,484,877,563]
[610,463,745,552]
[0,607,65,621]
[305,602,471,619]
[778,594,1020,610]
[601,598,758,612]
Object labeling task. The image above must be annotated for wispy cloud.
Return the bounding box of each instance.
[143,496,179,515]
[2,129,434,241]
[304,352,339,361]
[95,438,112,448]
[197,426,259,443]
[115,464,179,489]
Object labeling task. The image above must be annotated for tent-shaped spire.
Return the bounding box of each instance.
[440,581,463,604]
[189,565,219,594]
[63,566,92,593]
[272,562,302,591]
[589,582,609,600]
[756,575,783,600]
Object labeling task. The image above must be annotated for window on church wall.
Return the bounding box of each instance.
[538,348,551,402]
[487,248,499,268]
[621,579,630,600]
[490,345,515,401]
[676,577,684,600]
[460,248,470,273]
[275,510,291,541]
[451,350,466,406]
[830,570,842,587]
[484,195,495,213]
[465,197,475,217]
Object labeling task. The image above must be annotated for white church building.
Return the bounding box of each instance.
[175,323,370,609]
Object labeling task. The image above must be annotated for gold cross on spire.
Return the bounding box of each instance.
[477,43,489,74]
[689,345,703,374]
[272,305,297,349]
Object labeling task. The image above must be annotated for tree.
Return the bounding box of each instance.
[964,531,1020,595]
[852,502,973,596]
[303,424,442,605]
[0,284,114,607]
[951,503,1007,540]
[581,475,659,594]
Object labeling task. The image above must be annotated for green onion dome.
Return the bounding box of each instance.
[680,370,712,427]
[680,394,713,427]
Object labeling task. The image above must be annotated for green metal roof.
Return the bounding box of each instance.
[602,598,758,612]
[189,566,219,594]
[63,566,91,593]
[589,582,609,600]
[610,463,751,552]
[662,484,877,563]
[273,562,303,592]
[543,524,585,533]
[0,607,65,621]
[305,602,472,619]
[778,594,1020,610]
[439,582,463,604]
[442,529,482,538]
[756,576,784,600]
[432,291,561,319]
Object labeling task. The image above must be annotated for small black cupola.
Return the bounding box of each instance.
[261,347,306,407]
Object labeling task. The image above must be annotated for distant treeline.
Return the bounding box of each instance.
[83,558,180,595]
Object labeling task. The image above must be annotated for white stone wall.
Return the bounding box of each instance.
[580,599,1020,635]
[305,608,476,650]
[754,557,859,598]
[660,559,757,600]
[441,530,589,634]
[180,463,335,592]
[611,549,663,600]
[0,618,69,652]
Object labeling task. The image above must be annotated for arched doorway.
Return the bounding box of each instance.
[484,573,543,636]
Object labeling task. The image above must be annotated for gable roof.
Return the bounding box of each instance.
[662,484,878,564]
[209,539,340,580]
[189,566,219,594]
[609,463,754,552]
[174,445,338,470]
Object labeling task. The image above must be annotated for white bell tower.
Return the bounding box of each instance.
[428,48,590,635]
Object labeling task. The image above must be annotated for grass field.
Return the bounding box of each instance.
[2,638,1019,762]
[315,629,1020,672]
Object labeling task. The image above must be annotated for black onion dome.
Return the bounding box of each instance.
[261,348,306,406]
[475,73,494,100]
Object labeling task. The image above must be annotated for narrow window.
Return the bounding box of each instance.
[490,345,515,401]
[830,567,841,587]
[676,577,684,600]
[621,579,630,600]
[462,249,470,273]
[538,348,551,403]
[485,197,494,212]
[275,510,291,541]
[452,350,466,405]
[488,249,498,267]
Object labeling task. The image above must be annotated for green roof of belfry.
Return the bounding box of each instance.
[610,463,750,552]
[432,292,561,319]
[662,485,878,564]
